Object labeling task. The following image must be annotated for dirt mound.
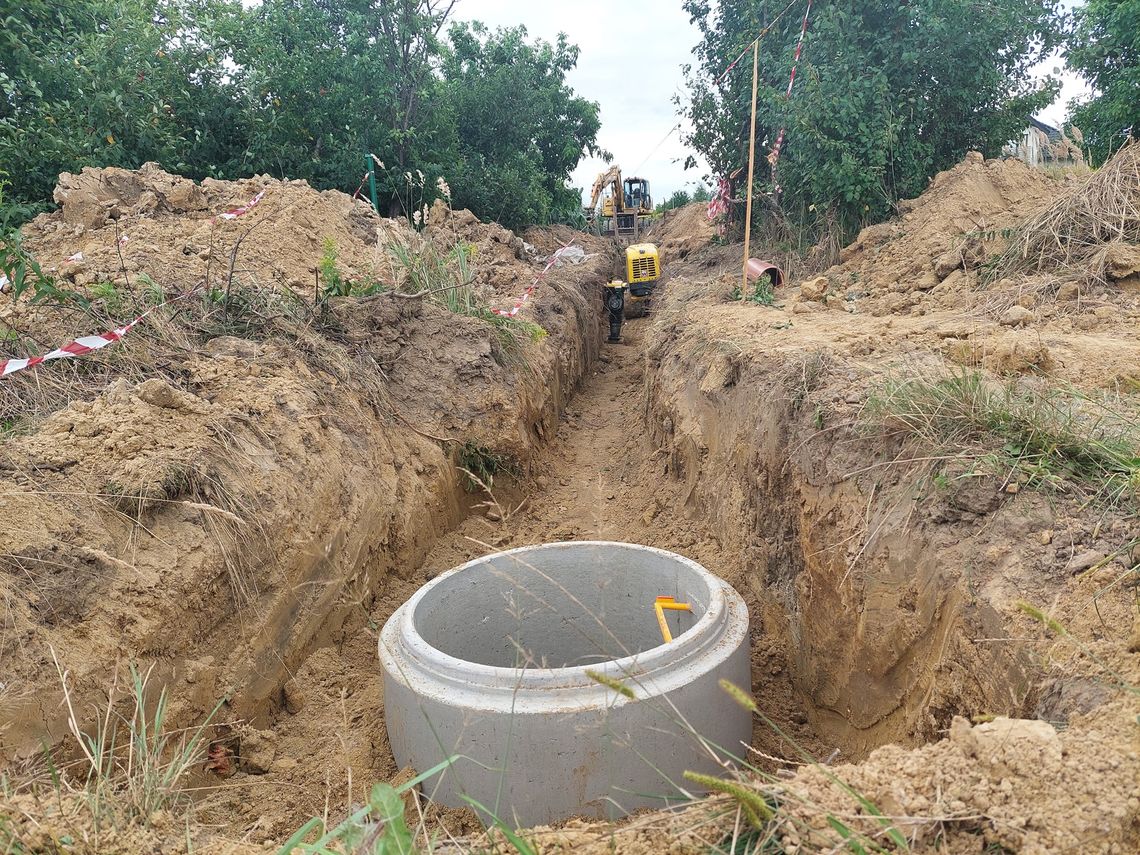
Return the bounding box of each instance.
[806,153,1060,301]
[17,164,598,331]
[25,162,409,297]
[650,202,716,261]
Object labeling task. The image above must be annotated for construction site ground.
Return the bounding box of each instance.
[1,149,1139,853]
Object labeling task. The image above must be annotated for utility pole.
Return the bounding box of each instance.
[742,40,760,294]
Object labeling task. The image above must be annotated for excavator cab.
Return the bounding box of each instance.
[623,177,652,214]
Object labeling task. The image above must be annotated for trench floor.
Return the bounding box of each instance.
[202,320,827,841]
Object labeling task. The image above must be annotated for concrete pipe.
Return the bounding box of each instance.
[378,541,751,828]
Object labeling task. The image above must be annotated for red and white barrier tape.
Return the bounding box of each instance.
[489,245,579,318]
[0,318,147,378]
[769,0,812,192]
[0,191,265,367]
[215,189,266,222]
[0,288,200,379]
[707,176,733,221]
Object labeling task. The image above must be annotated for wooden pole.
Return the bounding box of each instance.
[742,39,760,293]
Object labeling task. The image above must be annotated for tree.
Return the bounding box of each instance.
[0,0,242,214]
[0,1,603,231]
[680,0,1063,238]
[657,189,692,212]
[441,22,604,230]
[229,0,459,215]
[1066,0,1140,164]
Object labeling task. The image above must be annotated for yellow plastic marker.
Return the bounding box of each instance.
[654,595,693,643]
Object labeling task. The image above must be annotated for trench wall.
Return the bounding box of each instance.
[0,263,609,761]
[642,307,1035,755]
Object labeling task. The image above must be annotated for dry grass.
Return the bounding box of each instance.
[990,140,1140,288]
[0,656,222,854]
[865,368,1140,509]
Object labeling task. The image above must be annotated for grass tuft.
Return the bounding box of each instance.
[864,369,1140,508]
[387,240,545,365]
[0,655,224,852]
[989,140,1140,287]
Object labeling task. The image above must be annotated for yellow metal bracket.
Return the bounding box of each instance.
[654,596,693,643]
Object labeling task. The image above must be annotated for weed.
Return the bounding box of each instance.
[279,757,461,854]
[585,669,636,699]
[731,273,775,306]
[132,272,166,307]
[91,280,125,315]
[387,240,544,364]
[0,655,225,851]
[319,237,348,297]
[0,176,85,308]
[864,369,1140,509]
[457,441,516,490]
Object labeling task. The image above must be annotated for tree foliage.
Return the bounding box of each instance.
[0,0,601,230]
[1066,0,1140,165]
[680,0,1064,238]
[441,23,602,230]
[0,0,240,216]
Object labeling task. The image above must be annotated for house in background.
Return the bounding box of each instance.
[1006,117,1084,168]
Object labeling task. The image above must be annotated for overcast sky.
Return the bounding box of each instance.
[453,0,1091,203]
[452,0,709,203]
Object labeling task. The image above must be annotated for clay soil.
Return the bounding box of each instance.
[2,149,1140,855]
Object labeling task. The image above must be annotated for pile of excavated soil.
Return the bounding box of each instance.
[649,202,717,262]
[13,164,588,338]
[746,153,1140,387]
[24,162,411,296]
[0,166,616,852]
[816,153,1061,304]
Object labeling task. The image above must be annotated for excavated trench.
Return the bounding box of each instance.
[198,283,1036,838]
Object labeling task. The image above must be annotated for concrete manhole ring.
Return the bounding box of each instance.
[379,540,751,826]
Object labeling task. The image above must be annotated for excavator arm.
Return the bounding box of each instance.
[586,165,623,218]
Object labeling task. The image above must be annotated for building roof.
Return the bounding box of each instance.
[1029,116,1062,141]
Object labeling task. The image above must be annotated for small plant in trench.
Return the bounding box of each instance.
[457,441,517,491]
[730,273,775,306]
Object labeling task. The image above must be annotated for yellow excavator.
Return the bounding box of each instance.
[585,166,661,337]
[584,165,654,235]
